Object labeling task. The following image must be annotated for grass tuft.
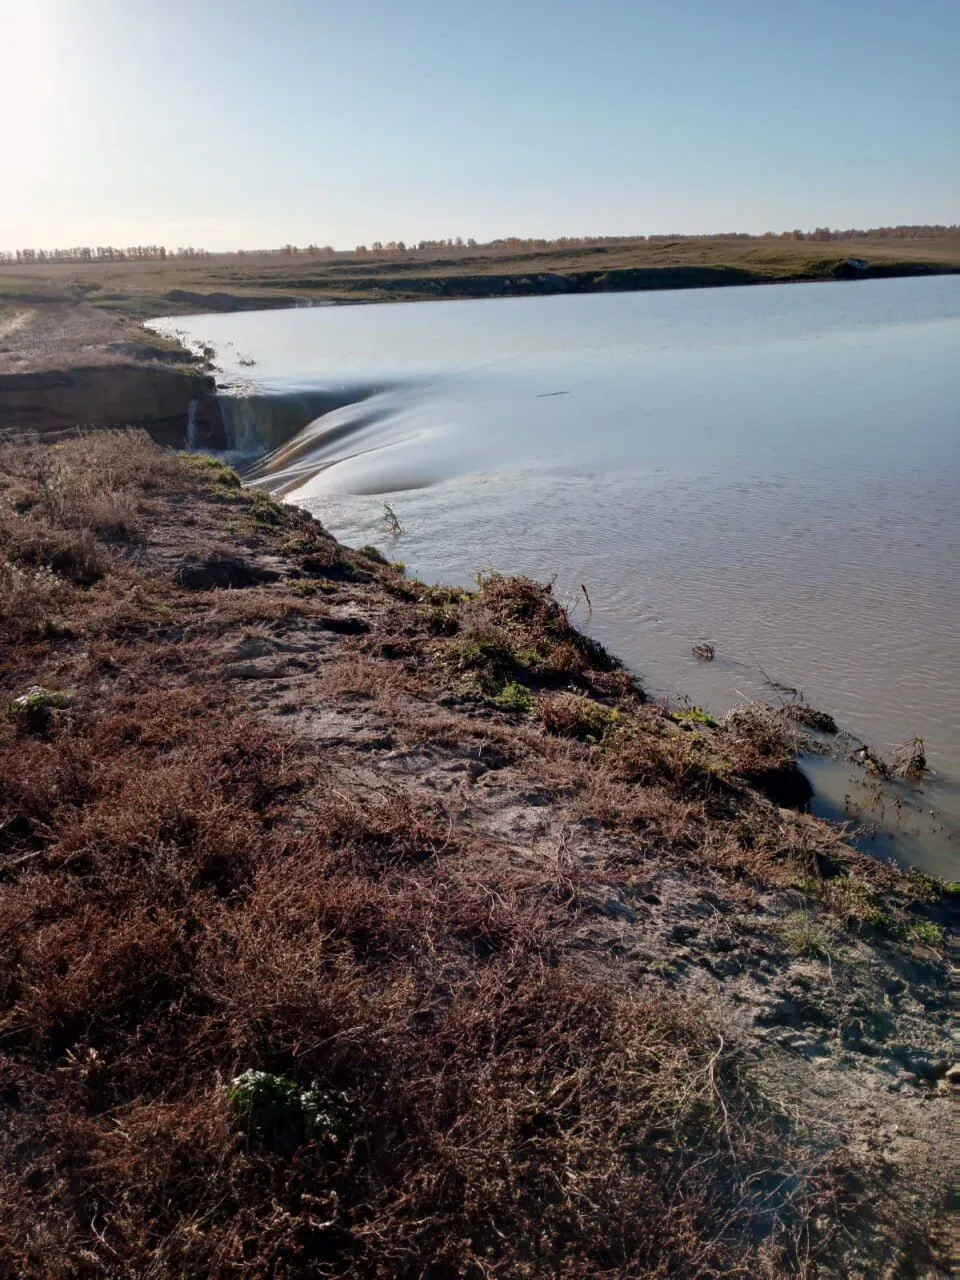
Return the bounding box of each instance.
[358,543,389,565]
[227,1070,351,1155]
[183,453,242,488]
[488,680,535,713]
[780,910,836,959]
[905,920,945,947]
[536,692,618,741]
[675,705,719,729]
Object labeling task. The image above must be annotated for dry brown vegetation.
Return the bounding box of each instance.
[0,433,953,1277]
[1,232,958,320]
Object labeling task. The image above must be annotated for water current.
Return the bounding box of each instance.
[149,277,960,877]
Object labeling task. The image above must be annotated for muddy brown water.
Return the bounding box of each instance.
[149,277,960,878]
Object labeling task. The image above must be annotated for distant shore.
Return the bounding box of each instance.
[3,232,959,329]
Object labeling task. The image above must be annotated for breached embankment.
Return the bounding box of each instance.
[0,301,223,447]
[0,359,384,463]
[0,364,216,447]
[216,384,388,462]
[0,297,380,457]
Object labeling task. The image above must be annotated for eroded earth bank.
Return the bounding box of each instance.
[0,434,954,1278]
[0,302,224,447]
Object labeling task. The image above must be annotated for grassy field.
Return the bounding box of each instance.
[1,234,958,317]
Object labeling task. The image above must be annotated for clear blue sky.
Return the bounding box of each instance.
[2,0,957,250]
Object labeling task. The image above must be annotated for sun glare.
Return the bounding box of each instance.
[0,0,60,177]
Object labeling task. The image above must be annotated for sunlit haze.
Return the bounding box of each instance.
[1,0,957,251]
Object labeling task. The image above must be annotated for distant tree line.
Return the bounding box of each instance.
[1,226,956,265]
[286,225,960,258]
[272,244,337,257]
[0,245,211,265]
[763,225,959,242]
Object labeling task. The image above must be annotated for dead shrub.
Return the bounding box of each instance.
[0,432,179,643]
[321,792,460,871]
[891,736,926,781]
[55,429,181,496]
[0,556,68,641]
[605,716,732,800]
[2,519,109,586]
[39,464,141,541]
[0,431,178,547]
[781,698,838,734]
[722,703,796,771]
[442,574,641,701]
[536,691,618,741]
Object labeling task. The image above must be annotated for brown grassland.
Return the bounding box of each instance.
[1,234,958,321]
[0,432,954,1277]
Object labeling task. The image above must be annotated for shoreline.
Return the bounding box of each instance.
[3,233,959,325]
[3,280,958,877]
[0,432,954,1274]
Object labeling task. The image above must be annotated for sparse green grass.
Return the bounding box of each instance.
[861,908,897,935]
[227,1070,351,1155]
[447,630,522,684]
[905,921,946,947]
[442,574,633,703]
[5,685,73,735]
[423,585,475,606]
[826,878,895,933]
[827,877,874,916]
[780,910,836,959]
[488,680,535,713]
[247,487,284,525]
[674,706,719,729]
[358,544,389,565]
[904,869,944,903]
[293,578,337,597]
[183,453,241,488]
[789,876,823,898]
[419,602,459,635]
[801,874,950,948]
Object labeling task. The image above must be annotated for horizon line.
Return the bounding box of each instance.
[2,223,958,263]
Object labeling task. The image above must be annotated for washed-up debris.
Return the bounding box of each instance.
[851,744,889,778]
[782,699,838,734]
[891,736,927,781]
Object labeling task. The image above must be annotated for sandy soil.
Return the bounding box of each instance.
[0,302,197,376]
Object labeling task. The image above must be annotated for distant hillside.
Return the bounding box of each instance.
[1,231,958,318]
